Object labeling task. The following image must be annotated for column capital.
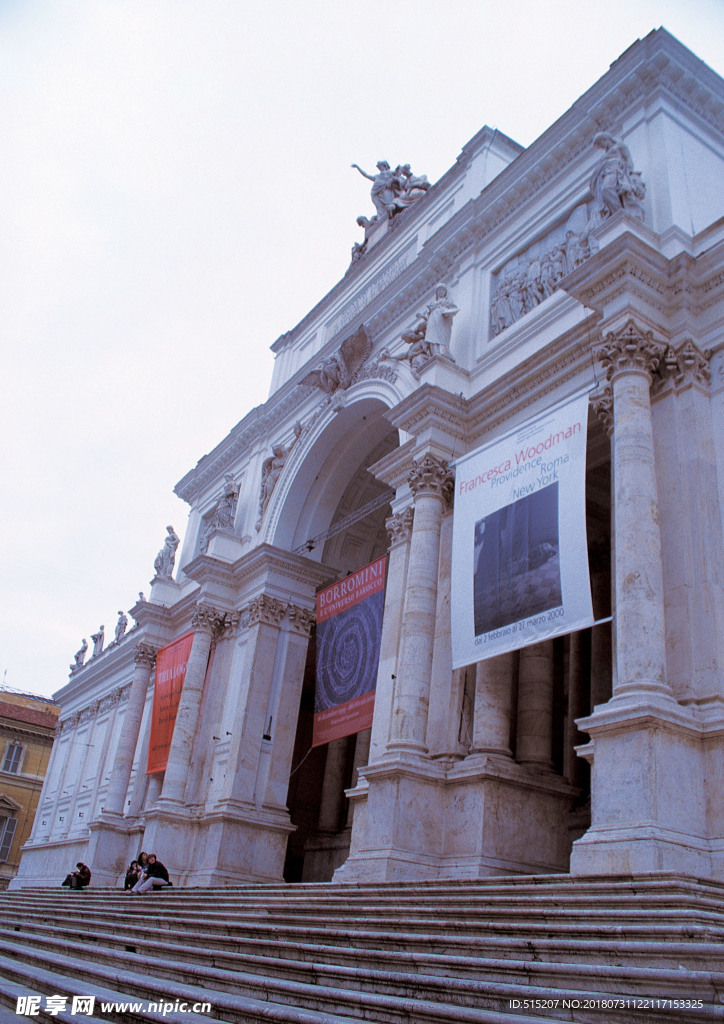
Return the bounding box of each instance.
[652,339,711,397]
[408,454,454,502]
[287,604,315,636]
[133,641,157,668]
[386,507,414,546]
[594,319,667,381]
[191,603,234,638]
[590,385,613,437]
[247,594,287,627]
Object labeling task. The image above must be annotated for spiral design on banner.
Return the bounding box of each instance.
[315,592,384,712]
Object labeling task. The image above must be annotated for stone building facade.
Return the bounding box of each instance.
[13,29,724,888]
[0,692,60,889]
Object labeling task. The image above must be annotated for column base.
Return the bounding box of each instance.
[571,695,721,879]
[334,753,575,882]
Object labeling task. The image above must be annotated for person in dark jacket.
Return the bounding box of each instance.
[130,853,171,894]
[124,860,141,890]
[62,862,91,889]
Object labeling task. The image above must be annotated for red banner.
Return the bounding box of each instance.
[147,631,193,774]
[313,556,386,747]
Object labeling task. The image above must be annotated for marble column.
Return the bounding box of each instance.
[346,728,371,827]
[159,604,231,805]
[595,320,671,700]
[387,455,452,756]
[516,641,554,768]
[103,643,156,816]
[471,652,514,757]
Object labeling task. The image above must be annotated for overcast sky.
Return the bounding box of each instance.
[1,0,722,700]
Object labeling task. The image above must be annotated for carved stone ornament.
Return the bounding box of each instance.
[133,642,157,669]
[408,455,454,502]
[70,639,88,673]
[594,320,667,381]
[590,385,614,437]
[299,324,372,396]
[351,161,430,222]
[287,604,315,636]
[589,132,646,228]
[153,525,180,580]
[192,604,234,638]
[652,339,711,395]
[247,594,287,627]
[200,474,240,553]
[256,422,303,532]
[386,507,415,545]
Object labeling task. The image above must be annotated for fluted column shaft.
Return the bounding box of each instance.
[516,641,554,767]
[388,455,452,755]
[104,643,156,816]
[472,652,514,756]
[597,322,670,698]
[160,605,229,804]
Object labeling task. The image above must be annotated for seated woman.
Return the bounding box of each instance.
[124,860,141,890]
[130,854,171,894]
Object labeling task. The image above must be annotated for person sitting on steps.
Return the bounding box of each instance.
[130,853,172,894]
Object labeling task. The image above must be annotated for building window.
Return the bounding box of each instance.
[0,817,17,861]
[1,744,23,774]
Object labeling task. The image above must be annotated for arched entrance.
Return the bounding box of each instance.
[269,396,399,881]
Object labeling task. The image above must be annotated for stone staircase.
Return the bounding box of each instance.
[1,874,723,1023]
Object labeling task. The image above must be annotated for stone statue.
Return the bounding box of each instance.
[71,639,88,671]
[91,626,104,658]
[589,132,645,226]
[153,525,180,580]
[352,161,430,220]
[352,161,399,219]
[256,422,302,531]
[300,324,372,395]
[348,215,378,268]
[393,285,458,372]
[138,591,146,603]
[200,474,240,553]
[113,611,128,644]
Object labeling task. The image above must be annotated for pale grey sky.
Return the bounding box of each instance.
[1,0,722,699]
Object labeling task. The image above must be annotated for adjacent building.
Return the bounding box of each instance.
[0,692,60,889]
[13,29,724,889]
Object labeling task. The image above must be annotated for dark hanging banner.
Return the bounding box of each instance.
[313,555,386,747]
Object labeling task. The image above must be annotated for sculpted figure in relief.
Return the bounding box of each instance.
[71,639,88,671]
[300,324,372,395]
[256,422,302,531]
[153,525,180,579]
[392,284,458,373]
[113,611,128,644]
[589,132,645,225]
[200,474,240,553]
[91,625,105,658]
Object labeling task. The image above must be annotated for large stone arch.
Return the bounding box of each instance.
[266,379,405,557]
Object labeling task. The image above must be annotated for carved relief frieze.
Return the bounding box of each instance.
[386,507,415,546]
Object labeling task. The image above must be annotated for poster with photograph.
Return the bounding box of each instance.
[451,392,593,667]
[313,556,386,747]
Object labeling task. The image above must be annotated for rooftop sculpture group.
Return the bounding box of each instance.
[349,161,431,266]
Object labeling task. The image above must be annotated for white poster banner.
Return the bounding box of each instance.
[451,392,593,668]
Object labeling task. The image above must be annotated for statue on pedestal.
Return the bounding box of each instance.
[200,474,240,553]
[391,284,458,374]
[589,132,645,226]
[256,423,302,531]
[91,626,105,658]
[153,525,180,580]
[71,639,88,672]
[113,611,128,644]
[352,160,431,221]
